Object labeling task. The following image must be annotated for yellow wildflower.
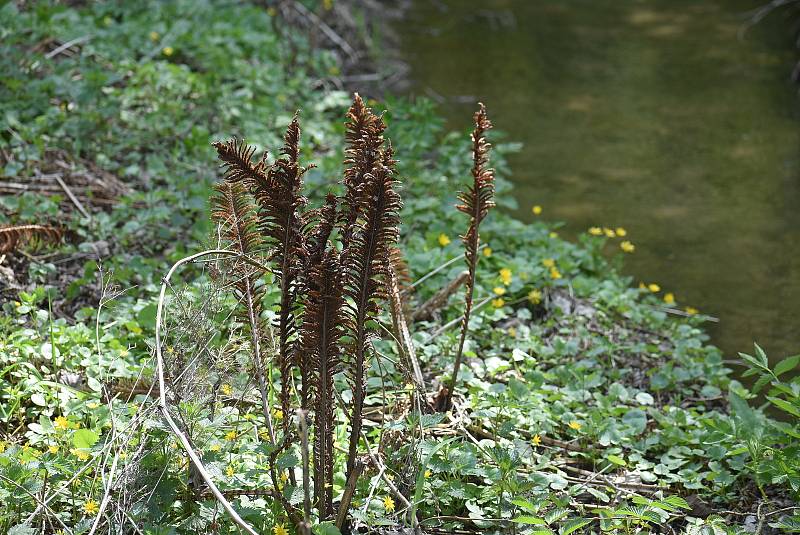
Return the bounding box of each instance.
[383,495,396,513]
[162,46,174,57]
[685,306,699,315]
[568,421,582,431]
[54,416,69,431]
[638,281,646,289]
[424,469,432,478]
[225,430,237,442]
[492,286,506,296]
[507,326,517,338]
[437,233,451,247]
[226,465,235,477]
[273,524,289,535]
[542,258,555,268]
[549,267,562,280]
[149,31,160,42]
[532,434,541,446]
[648,283,660,293]
[620,240,635,253]
[83,500,99,515]
[71,448,90,461]
[483,247,492,257]
[549,232,558,238]
[528,289,542,305]
[221,383,233,396]
[603,227,616,238]
[588,227,603,236]
[280,471,289,483]
[48,445,59,454]
[273,410,284,420]
[499,268,512,286]
[664,293,675,305]
[210,443,221,452]
[119,348,130,357]
[616,227,627,237]
[532,205,542,215]
[491,298,505,309]
[87,402,100,410]
[0,441,6,453]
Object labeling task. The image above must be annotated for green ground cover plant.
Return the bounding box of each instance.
[1,1,799,534]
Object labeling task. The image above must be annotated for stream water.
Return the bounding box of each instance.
[396,0,800,364]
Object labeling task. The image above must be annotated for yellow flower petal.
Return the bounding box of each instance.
[532,205,542,215]
[615,227,627,237]
[620,240,635,253]
[482,247,492,257]
[491,298,506,308]
[492,286,506,296]
[499,268,513,286]
[648,283,660,293]
[527,289,542,305]
[568,421,582,431]
[383,495,396,512]
[437,233,451,247]
[663,292,675,305]
[542,258,555,268]
[588,227,603,236]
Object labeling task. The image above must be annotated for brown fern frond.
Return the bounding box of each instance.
[341,142,402,481]
[298,192,338,412]
[212,137,269,186]
[216,114,309,438]
[0,224,63,254]
[210,181,275,440]
[446,103,495,409]
[300,249,346,519]
[340,93,386,249]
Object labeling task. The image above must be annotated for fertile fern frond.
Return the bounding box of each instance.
[340,93,386,249]
[215,114,310,437]
[210,181,275,439]
[341,143,402,481]
[298,192,338,412]
[300,249,346,519]
[0,224,63,254]
[446,103,495,409]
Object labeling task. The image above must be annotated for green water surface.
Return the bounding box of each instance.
[396,0,800,363]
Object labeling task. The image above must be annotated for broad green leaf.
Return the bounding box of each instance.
[72,428,99,450]
[512,516,546,525]
[767,396,800,418]
[774,355,800,377]
[607,454,626,466]
[313,522,342,535]
[560,518,591,535]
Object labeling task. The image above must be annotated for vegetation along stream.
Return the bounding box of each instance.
[396,0,800,365]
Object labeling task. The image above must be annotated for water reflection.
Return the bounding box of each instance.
[397,0,800,363]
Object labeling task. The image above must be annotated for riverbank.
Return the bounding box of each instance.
[0,2,798,533]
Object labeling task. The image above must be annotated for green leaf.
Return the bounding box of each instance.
[8,525,36,535]
[767,396,800,418]
[607,454,627,466]
[511,498,539,514]
[72,428,100,450]
[313,522,342,535]
[137,304,158,329]
[774,355,800,377]
[512,516,546,525]
[560,518,591,535]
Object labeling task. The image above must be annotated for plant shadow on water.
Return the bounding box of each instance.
[395,0,800,364]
